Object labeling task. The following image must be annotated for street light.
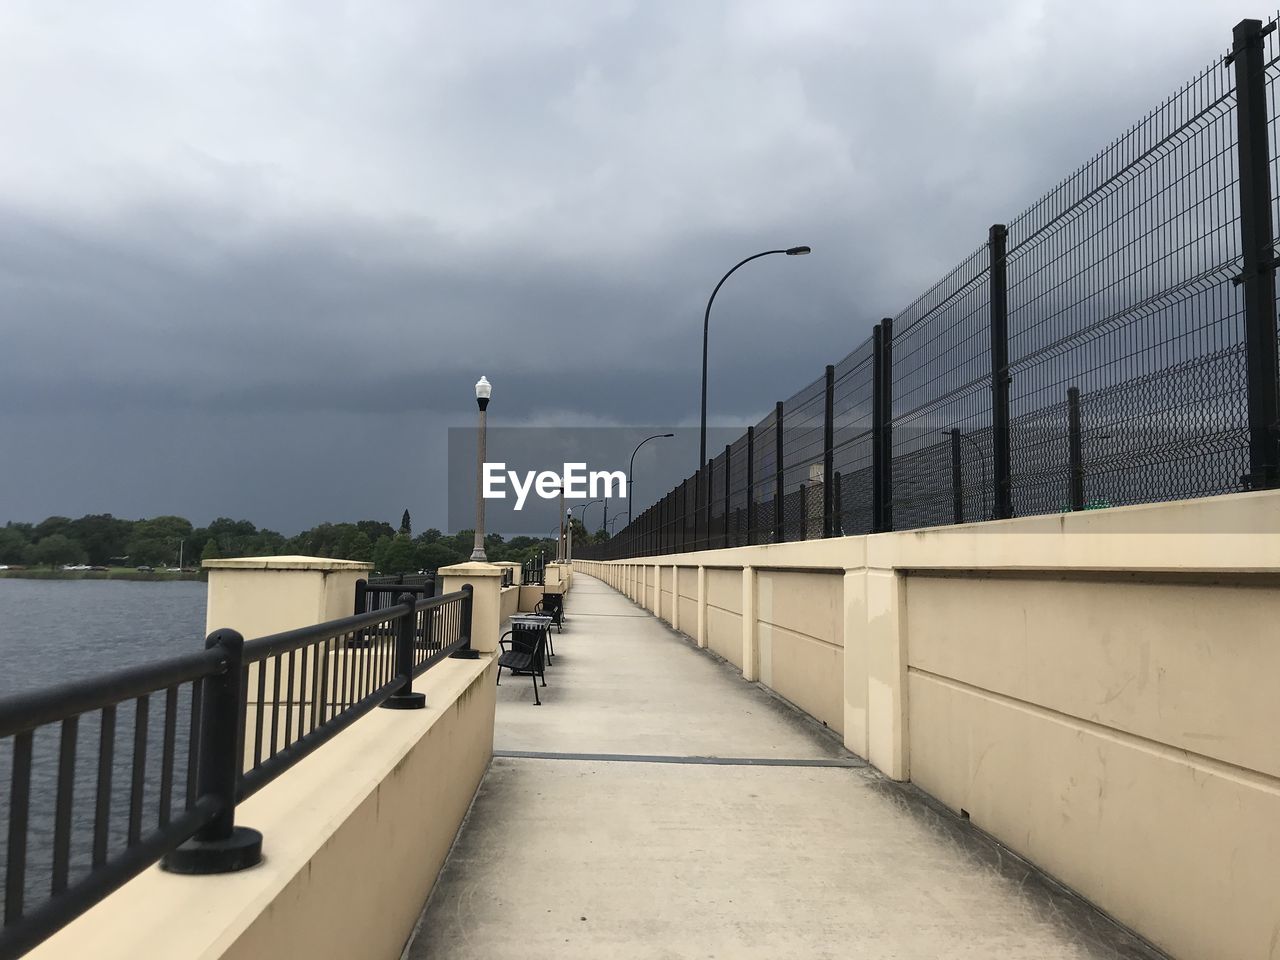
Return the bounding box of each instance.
[700,246,810,467]
[628,433,675,524]
[470,376,492,561]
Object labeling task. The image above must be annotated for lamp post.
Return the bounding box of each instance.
[700,246,810,467]
[470,376,492,561]
[628,433,674,524]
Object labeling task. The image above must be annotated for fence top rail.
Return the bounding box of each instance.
[0,646,226,737]
[244,588,470,664]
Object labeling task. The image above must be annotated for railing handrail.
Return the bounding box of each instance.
[0,647,225,737]
[0,582,477,958]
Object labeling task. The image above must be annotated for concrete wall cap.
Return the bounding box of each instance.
[436,561,506,577]
[202,555,375,572]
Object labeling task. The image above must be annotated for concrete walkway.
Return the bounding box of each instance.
[408,575,1162,960]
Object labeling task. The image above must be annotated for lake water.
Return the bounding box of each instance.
[0,579,208,915]
[0,579,207,696]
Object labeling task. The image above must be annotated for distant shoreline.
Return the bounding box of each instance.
[0,569,206,582]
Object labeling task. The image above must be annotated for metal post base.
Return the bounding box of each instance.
[161,826,263,875]
[450,648,481,659]
[381,691,427,710]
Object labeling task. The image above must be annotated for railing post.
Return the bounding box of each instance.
[989,223,1014,518]
[450,584,477,658]
[354,577,367,615]
[950,428,964,524]
[1068,387,1086,511]
[774,400,785,542]
[1232,18,1280,490]
[823,363,835,538]
[797,484,807,540]
[161,629,262,875]
[383,593,426,709]
[745,425,756,545]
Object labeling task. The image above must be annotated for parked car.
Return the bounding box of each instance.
[135,565,154,573]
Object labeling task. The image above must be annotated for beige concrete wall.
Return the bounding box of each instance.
[499,583,518,623]
[756,569,844,735]
[517,584,542,612]
[658,565,673,624]
[33,657,496,960]
[676,567,698,634]
[205,556,372,639]
[573,489,1280,960]
[704,567,743,668]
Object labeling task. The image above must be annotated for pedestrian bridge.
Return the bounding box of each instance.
[25,491,1279,960]
[409,572,1157,959]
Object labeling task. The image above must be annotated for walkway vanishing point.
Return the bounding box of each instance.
[408,574,1162,960]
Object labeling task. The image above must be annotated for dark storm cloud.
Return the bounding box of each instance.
[0,0,1248,532]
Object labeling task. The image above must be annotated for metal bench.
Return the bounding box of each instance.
[534,592,564,634]
[497,615,551,705]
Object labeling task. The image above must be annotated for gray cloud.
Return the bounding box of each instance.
[0,0,1248,532]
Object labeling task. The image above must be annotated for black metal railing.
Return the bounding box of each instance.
[583,16,1280,561]
[356,575,436,615]
[520,553,545,586]
[0,586,474,959]
[500,567,513,588]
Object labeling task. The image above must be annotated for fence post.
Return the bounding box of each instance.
[832,470,843,536]
[723,443,732,548]
[450,584,477,658]
[161,629,262,874]
[1068,387,1086,511]
[950,428,964,524]
[383,593,427,708]
[746,425,756,545]
[797,484,808,540]
[354,578,367,615]
[989,223,1013,518]
[774,400,785,542]
[823,364,835,537]
[1232,18,1280,490]
[872,320,895,533]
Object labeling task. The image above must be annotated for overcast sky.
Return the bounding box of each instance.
[0,0,1249,534]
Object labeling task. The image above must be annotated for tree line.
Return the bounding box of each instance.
[0,510,606,574]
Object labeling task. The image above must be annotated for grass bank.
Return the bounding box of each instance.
[0,568,206,582]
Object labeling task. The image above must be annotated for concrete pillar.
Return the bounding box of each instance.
[204,555,372,639]
[865,567,908,780]
[741,565,758,681]
[651,564,660,614]
[671,565,680,632]
[842,568,870,761]
[437,561,505,654]
[696,566,708,648]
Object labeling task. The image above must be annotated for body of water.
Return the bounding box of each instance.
[0,578,207,696]
[0,579,208,921]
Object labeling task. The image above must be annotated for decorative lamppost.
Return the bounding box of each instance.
[700,246,810,467]
[470,376,492,561]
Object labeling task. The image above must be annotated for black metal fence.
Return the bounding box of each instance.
[0,586,475,959]
[584,16,1280,561]
[521,553,546,586]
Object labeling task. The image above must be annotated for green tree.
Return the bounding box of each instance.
[399,509,411,537]
[357,520,395,542]
[0,527,29,564]
[336,529,373,562]
[200,539,222,561]
[68,514,131,565]
[29,534,86,569]
[415,541,462,571]
[372,534,417,575]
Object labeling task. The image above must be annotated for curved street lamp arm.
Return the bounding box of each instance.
[628,432,676,524]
